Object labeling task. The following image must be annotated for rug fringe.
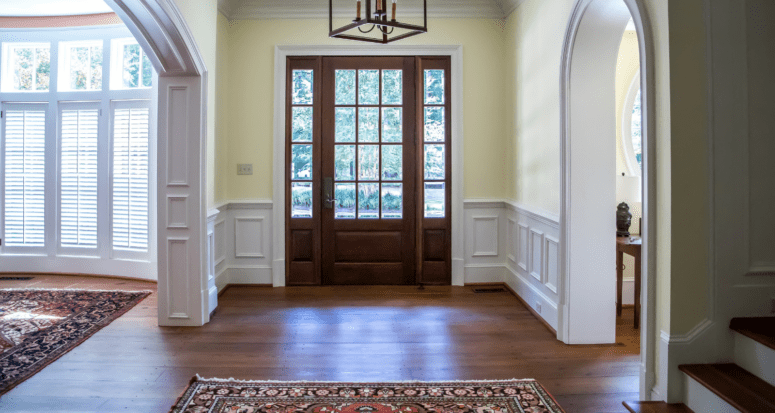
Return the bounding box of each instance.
[191,376,537,384]
[0,287,153,294]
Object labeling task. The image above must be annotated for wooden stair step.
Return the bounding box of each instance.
[623,401,693,412]
[730,317,775,351]
[679,363,775,412]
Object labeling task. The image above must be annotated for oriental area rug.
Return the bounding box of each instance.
[0,289,150,395]
[170,378,566,413]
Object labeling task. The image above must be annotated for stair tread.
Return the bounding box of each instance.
[730,317,775,351]
[679,363,775,413]
[622,401,693,412]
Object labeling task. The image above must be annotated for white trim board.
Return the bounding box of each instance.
[272,45,465,288]
[559,0,658,401]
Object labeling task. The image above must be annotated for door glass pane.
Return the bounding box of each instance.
[358,183,379,219]
[335,183,356,219]
[291,144,312,180]
[335,145,355,181]
[424,182,445,218]
[358,107,379,143]
[424,69,445,104]
[382,70,402,105]
[358,145,379,181]
[335,70,356,105]
[424,107,445,142]
[382,107,402,143]
[381,145,402,181]
[292,107,313,142]
[335,107,356,142]
[291,182,313,218]
[381,183,402,219]
[358,70,379,105]
[424,144,445,180]
[292,70,314,104]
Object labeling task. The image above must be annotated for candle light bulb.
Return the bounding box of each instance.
[391,0,396,20]
[356,0,361,19]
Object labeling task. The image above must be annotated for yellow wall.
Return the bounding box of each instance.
[222,18,511,200]
[216,12,230,204]
[172,0,219,208]
[504,0,572,214]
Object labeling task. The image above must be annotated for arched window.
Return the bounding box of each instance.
[622,71,642,175]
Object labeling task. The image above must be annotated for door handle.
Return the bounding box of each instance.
[323,177,336,209]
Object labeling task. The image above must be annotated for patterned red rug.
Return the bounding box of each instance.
[0,288,150,395]
[170,378,566,413]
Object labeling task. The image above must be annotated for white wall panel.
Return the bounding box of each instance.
[530,229,544,282]
[234,217,264,258]
[167,195,189,228]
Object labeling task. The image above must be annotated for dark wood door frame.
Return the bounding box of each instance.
[285,55,451,286]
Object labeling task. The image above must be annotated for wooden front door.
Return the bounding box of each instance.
[321,56,416,285]
[286,56,451,286]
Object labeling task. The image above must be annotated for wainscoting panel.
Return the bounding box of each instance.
[530,229,544,282]
[472,216,499,257]
[167,195,189,229]
[234,217,265,258]
[518,224,529,272]
[545,236,559,293]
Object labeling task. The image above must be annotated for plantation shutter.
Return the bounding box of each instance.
[112,106,150,251]
[3,108,46,247]
[60,108,99,247]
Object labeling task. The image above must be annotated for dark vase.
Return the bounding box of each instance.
[616,202,632,237]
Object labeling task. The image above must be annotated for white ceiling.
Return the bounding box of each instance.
[0,0,113,17]
[218,0,527,20]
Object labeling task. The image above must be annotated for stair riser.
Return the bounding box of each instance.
[734,332,775,387]
[683,375,740,413]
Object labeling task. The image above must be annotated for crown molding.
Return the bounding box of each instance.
[496,0,528,17]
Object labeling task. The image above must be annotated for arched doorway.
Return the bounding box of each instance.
[558,0,657,400]
[105,0,212,326]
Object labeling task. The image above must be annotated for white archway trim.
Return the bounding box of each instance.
[272,45,465,287]
[559,0,657,401]
[105,0,212,326]
[622,69,642,176]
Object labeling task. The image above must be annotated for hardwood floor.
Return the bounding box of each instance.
[0,275,640,412]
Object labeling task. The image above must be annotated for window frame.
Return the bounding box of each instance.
[110,99,155,260]
[0,25,157,266]
[622,70,642,176]
[0,41,52,93]
[57,39,105,92]
[0,102,50,255]
[110,37,153,91]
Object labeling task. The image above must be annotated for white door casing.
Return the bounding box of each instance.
[105,0,212,326]
[559,0,658,400]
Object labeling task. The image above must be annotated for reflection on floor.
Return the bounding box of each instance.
[0,274,640,413]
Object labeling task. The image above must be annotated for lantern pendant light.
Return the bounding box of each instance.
[329,0,428,44]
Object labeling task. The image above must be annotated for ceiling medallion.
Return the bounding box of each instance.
[329,0,428,44]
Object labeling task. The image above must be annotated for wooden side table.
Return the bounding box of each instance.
[616,236,642,329]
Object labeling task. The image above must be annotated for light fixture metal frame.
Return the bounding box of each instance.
[329,0,428,44]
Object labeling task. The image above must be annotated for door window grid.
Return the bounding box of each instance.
[423,69,446,218]
[290,69,314,218]
[334,69,403,220]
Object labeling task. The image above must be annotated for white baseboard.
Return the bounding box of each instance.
[503,265,559,331]
[228,266,273,285]
[464,264,505,284]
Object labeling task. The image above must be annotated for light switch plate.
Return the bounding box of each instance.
[237,164,253,175]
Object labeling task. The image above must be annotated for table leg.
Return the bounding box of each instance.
[616,250,623,317]
[634,252,641,329]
